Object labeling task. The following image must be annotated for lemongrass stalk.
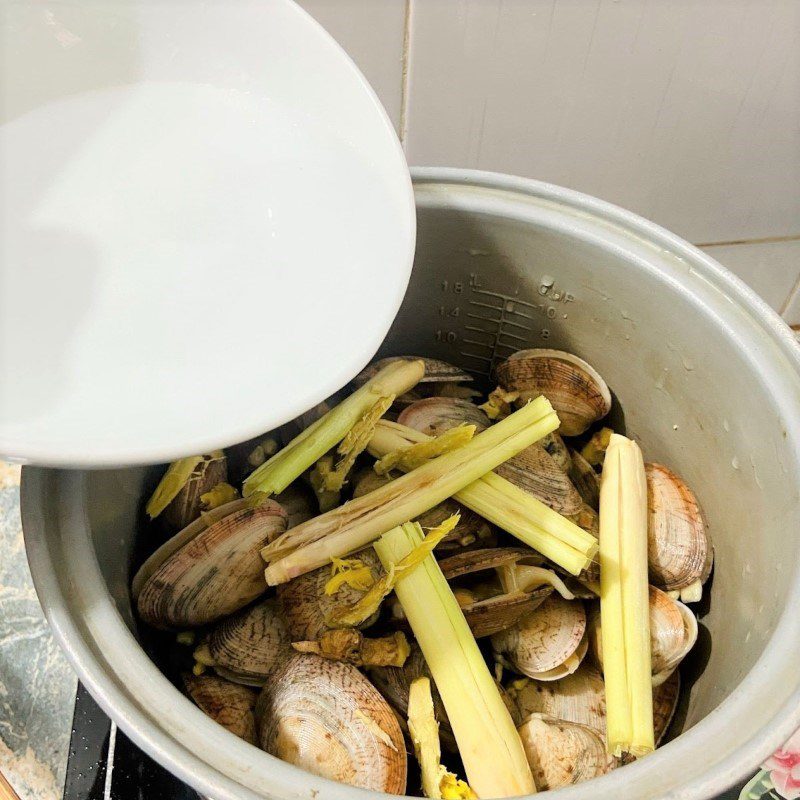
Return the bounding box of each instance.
[375,522,535,798]
[145,456,204,518]
[242,359,424,497]
[262,399,559,584]
[368,420,597,574]
[599,434,654,757]
[618,436,654,756]
[408,677,444,799]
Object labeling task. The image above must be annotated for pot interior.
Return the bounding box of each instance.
[77,177,800,794]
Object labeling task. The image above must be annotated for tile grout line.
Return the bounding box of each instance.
[399,0,412,149]
[779,270,800,318]
[696,233,800,248]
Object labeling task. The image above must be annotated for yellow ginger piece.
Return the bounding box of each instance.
[325,514,459,628]
[309,455,341,512]
[439,772,478,800]
[325,557,376,595]
[292,629,410,668]
[374,424,476,475]
[479,387,520,420]
[581,427,614,466]
[324,395,395,491]
[200,482,239,511]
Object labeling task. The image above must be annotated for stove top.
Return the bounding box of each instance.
[62,683,749,800]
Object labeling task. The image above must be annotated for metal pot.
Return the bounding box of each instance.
[22,169,800,800]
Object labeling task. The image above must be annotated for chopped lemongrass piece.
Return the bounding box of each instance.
[367,420,597,575]
[199,482,239,511]
[292,629,410,668]
[262,398,560,584]
[408,677,444,799]
[479,387,520,420]
[599,433,654,758]
[242,359,424,497]
[324,395,395,490]
[325,557,376,594]
[145,456,204,519]
[374,424,476,475]
[246,437,279,468]
[375,522,535,798]
[581,427,614,466]
[324,515,459,627]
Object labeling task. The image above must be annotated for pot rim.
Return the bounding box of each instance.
[22,167,800,800]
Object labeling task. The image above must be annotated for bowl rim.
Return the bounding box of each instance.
[22,166,800,800]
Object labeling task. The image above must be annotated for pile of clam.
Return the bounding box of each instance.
[133,349,711,796]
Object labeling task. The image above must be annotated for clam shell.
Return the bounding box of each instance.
[355,357,472,386]
[369,645,456,751]
[518,713,615,790]
[512,664,680,746]
[569,449,601,510]
[183,673,257,744]
[492,595,587,678]
[646,463,712,591]
[512,663,607,735]
[496,349,612,436]
[277,548,382,640]
[588,587,698,685]
[131,498,249,601]
[257,653,406,794]
[439,548,553,637]
[495,443,584,517]
[397,396,490,436]
[204,598,292,686]
[137,502,287,629]
[163,453,228,530]
[541,432,571,473]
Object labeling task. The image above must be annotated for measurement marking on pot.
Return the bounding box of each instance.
[458,287,544,375]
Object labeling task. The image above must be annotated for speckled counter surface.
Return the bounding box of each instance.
[0,463,75,800]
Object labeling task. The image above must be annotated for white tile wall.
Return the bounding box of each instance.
[297,0,407,133]
[300,0,800,315]
[403,0,800,246]
[701,239,800,314]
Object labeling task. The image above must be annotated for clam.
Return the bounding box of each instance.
[492,595,587,680]
[495,442,584,517]
[183,673,257,744]
[257,653,406,794]
[588,586,698,686]
[511,663,607,734]
[369,644,456,751]
[277,548,382,640]
[162,452,228,530]
[136,501,287,629]
[646,463,712,592]
[569,449,601,510]
[352,469,496,553]
[397,396,490,436]
[518,713,614,790]
[511,664,680,746]
[540,432,571,473]
[131,498,249,601]
[495,349,612,436]
[195,598,291,686]
[438,548,554,638]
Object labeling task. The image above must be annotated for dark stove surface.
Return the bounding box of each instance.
[64,684,198,800]
[63,683,747,800]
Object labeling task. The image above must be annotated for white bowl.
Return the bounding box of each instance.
[0,0,414,467]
